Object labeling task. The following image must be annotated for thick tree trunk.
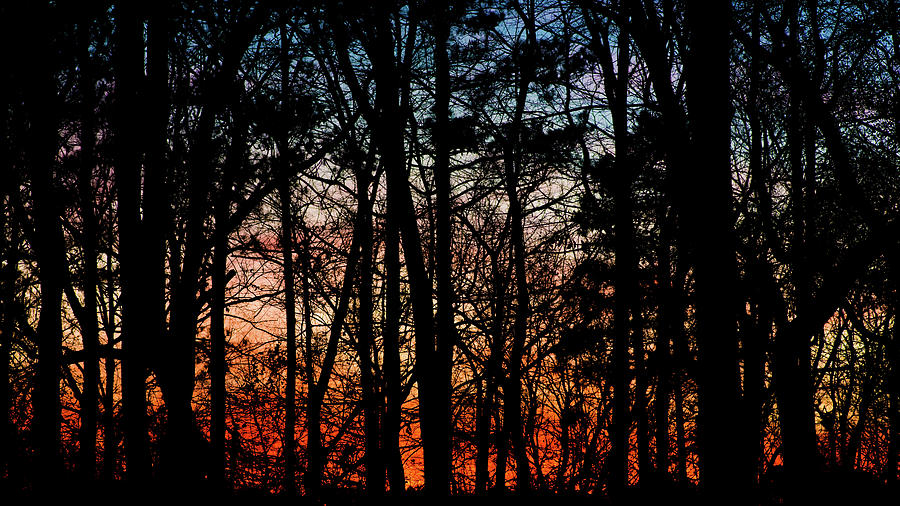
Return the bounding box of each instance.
[166,104,209,486]
[776,6,819,501]
[685,0,742,501]
[27,4,64,489]
[583,7,634,492]
[115,1,150,485]
[145,0,169,335]
[383,163,406,495]
[497,3,538,493]
[147,1,171,485]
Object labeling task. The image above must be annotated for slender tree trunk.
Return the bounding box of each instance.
[478,261,506,494]
[78,13,99,481]
[673,345,689,483]
[277,17,297,496]
[503,143,532,494]
[628,1,695,488]
[557,392,571,492]
[370,5,440,495]
[744,3,767,493]
[669,249,690,486]
[381,13,415,492]
[211,87,240,492]
[433,0,454,495]
[654,217,672,479]
[304,219,361,495]
[0,166,17,486]
[474,374,491,493]
[210,182,227,488]
[887,2,900,488]
[498,2,538,493]
[632,292,649,485]
[0,40,8,483]
[890,251,900,485]
[300,224,320,495]
[102,247,118,481]
[356,153,385,495]
[277,148,296,496]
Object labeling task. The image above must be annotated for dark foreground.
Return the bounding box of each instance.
[3,471,898,505]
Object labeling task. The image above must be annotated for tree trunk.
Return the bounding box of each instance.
[503,143,532,493]
[744,2,767,492]
[102,246,118,481]
[0,148,17,486]
[27,4,63,489]
[146,0,172,485]
[300,222,320,495]
[685,0,742,501]
[356,152,385,495]
[478,259,506,494]
[304,219,361,495]
[383,152,406,495]
[890,251,900,485]
[115,1,150,485]
[433,0,455,495]
[775,6,819,501]
[582,7,633,492]
[78,13,99,481]
[370,5,441,495]
[654,214,673,479]
[498,2,538,493]
[278,17,297,496]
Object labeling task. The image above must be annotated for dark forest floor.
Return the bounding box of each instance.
[3,472,898,505]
